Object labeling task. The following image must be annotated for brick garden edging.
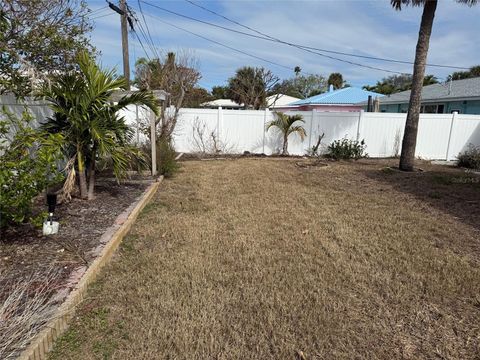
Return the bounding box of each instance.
[17,178,163,360]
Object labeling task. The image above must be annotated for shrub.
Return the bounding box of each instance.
[0,109,63,228]
[327,138,367,160]
[156,138,178,178]
[457,144,480,170]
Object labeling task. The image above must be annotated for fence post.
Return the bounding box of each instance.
[150,108,156,176]
[263,108,269,154]
[356,110,364,141]
[217,106,222,142]
[308,109,315,150]
[445,111,457,161]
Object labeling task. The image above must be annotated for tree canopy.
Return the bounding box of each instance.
[211,85,229,99]
[270,74,327,99]
[363,74,438,95]
[227,66,279,109]
[447,65,480,81]
[327,73,345,89]
[0,0,94,96]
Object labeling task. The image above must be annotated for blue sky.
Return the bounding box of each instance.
[87,0,480,90]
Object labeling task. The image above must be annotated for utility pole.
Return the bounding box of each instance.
[119,0,130,89]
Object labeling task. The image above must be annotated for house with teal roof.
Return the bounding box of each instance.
[277,85,383,112]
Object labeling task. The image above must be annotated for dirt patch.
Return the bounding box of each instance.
[0,181,148,299]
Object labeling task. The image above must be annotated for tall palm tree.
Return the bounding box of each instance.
[41,52,159,200]
[266,112,306,155]
[392,0,476,171]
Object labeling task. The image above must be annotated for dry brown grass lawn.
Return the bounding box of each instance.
[49,158,480,360]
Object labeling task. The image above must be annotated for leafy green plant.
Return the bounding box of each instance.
[0,108,63,228]
[40,51,159,200]
[156,138,178,178]
[327,138,367,160]
[266,112,306,155]
[457,144,480,170]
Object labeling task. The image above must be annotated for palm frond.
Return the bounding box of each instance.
[113,90,160,116]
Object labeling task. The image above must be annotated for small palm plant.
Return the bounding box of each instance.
[41,52,159,200]
[266,112,306,155]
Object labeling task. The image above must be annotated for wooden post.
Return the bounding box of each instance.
[120,0,130,90]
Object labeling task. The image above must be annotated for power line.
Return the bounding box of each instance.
[131,27,152,61]
[137,0,160,59]
[184,0,468,71]
[141,12,297,73]
[89,5,109,15]
[128,7,157,58]
[91,12,115,20]
[140,1,410,75]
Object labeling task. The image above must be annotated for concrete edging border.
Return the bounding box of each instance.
[17,177,163,360]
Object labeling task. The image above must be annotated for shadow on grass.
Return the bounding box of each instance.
[362,164,480,232]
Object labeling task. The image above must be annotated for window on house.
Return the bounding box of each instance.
[420,104,445,114]
[423,104,437,113]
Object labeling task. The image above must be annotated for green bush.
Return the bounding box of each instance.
[156,139,178,178]
[0,109,64,228]
[457,144,480,170]
[327,138,367,160]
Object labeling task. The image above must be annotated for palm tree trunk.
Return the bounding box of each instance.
[77,147,88,199]
[399,0,437,171]
[87,148,96,200]
[282,134,289,155]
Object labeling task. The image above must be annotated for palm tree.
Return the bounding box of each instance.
[327,73,344,90]
[392,0,476,171]
[41,52,159,200]
[266,112,306,155]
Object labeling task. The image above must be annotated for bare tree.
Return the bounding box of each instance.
[135,50,201,142]
[191,117,234,154]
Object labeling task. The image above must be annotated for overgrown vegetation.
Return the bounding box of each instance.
[457,144,480,170]
[156,139,178,177]
[327,138,367,160]
[0,109,63,228]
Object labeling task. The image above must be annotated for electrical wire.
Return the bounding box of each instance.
[141,12,297,72]
[89,5,109,15]
[137,0,161,59]
[91,12,116,21]
[184,0,469,71]
[140,0,411,75]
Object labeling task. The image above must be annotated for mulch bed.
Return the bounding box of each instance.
[0,180,148,300]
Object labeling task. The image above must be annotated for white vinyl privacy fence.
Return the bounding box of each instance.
[173,108,480,160]
[2,93,479,161]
